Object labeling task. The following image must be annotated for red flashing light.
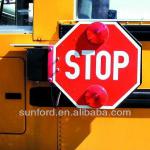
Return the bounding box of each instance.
[84,85,108,108]
[86,22,109,45]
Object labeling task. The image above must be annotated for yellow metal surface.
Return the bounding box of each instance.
[59,108,150,150]
[0,58,25,133]
[139,42,150,89]
[33,0,74,41]
[0,109,57,150]
[0,33,57,150]
[0,34,49,56]
[0,0,149,150]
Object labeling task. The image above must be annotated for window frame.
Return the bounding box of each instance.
[74,0,150,21]
[0,0,33,33]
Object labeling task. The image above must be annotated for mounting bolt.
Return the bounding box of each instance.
[49,46,53,51]
[56,68,60,72]
[56,57,60,61]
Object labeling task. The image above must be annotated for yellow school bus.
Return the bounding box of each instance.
[0,0,150,149]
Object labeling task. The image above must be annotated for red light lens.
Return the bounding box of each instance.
[86,22,109,45]
[84,85,108,108]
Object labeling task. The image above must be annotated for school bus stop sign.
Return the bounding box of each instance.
[50,22,141,109]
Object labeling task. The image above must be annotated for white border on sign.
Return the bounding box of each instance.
[53,22,141,109]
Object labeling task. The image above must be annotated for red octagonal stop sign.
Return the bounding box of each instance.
[49,22,141,109]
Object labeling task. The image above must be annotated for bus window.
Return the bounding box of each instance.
[0,0,33,25]
[77,0,150,20]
